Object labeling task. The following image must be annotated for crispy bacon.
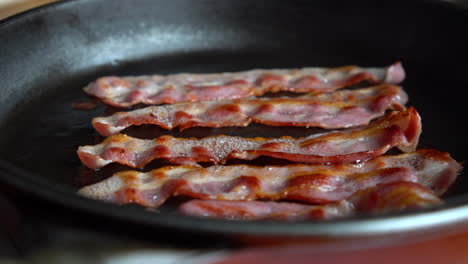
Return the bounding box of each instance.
[93,85,408,136]
[84,62,405,107]
[178,182,442,220]
[78,108,421,169]
[77,149,460,207]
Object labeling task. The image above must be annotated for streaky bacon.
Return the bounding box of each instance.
[93,84,408,136]
[77,149,460,207]
[84,62,405,107]
[78,108,421,169]
[178,182,442,221]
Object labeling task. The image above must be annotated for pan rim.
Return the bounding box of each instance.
[1,0,468,237]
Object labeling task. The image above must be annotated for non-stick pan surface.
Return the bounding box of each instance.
[1,0,468,237]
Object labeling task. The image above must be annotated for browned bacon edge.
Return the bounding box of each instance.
[77,149,461,208]
[84,62,405,107]
[93,84,408,136]
[178,182,442,221]
[77,108,421,169]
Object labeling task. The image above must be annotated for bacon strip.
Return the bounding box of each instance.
[178,182,442,221]
[77,149,460,207]
[179,199,355,221]
[78,108,421,169]
[93,85,408,136]
[84,62,405,107]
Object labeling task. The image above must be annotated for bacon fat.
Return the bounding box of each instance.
[93,84,408,136]
[84,62,405,107]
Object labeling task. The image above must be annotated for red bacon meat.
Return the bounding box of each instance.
[93,84,408,136]
[78,108,421,169]
[84,62,405,107]
[77,149,460,208]
[178,182,443,221]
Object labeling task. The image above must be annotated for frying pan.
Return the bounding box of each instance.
[1,0,468,242]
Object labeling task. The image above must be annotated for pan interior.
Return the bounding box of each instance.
[0,0,468,231]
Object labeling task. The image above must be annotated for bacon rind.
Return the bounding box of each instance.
[77,149,460,207]
[78,108,421,169]
[178,182,442,221]
[84,62,405,108]
[92,85,408,136]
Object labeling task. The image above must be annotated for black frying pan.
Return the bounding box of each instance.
[1,0,468,242]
